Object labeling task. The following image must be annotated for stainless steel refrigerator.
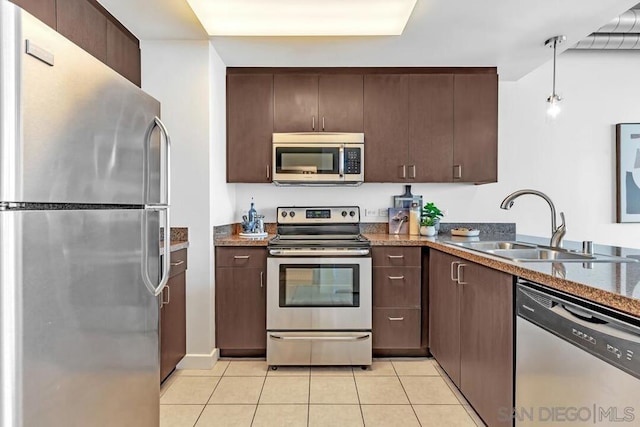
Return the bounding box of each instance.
[0,1,171,426]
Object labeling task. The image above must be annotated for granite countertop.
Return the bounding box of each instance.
[212,226,640,317]
[169,241,189,252]
[363,232,640,318]
[215,234,274,247]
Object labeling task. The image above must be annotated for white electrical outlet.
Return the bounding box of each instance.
[378,208,388,217]
[364,208,377,217]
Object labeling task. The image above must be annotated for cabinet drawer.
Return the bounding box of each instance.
[169,249,188,278]
[373,267,421,308]
[372,247,421,267]
[373,308,421,349]
[216,247,266,268]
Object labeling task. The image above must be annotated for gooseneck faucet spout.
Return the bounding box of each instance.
[500,189,566,248]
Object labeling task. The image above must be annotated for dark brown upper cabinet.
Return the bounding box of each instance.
[227,74,274,183]
[363,74,409,182]
[11,0,141,86]
[10,0,57,28]
[364,74,455,183]
[409,74,454,182]
[106,20,141,87]
[274,74,363,132]
[56,0,107,62]
[453,74,498,183]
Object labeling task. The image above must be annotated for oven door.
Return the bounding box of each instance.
[266,257,372,330]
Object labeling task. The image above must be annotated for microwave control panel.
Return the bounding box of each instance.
[344,148,362,174]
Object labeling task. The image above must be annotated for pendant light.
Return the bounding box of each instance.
[545,35,566,119]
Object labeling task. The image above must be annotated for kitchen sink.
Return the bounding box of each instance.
[485,248,595,262]
[446,240,637,263]
[448,241,536,251]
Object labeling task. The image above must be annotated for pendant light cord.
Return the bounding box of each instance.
[552,38,557,97]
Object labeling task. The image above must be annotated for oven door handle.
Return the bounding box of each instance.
[268,248,370,256]
[268,334,371,342]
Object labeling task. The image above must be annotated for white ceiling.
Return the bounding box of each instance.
[97,0,639,81]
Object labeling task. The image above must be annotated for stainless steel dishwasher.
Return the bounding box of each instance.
[516,280,640,426]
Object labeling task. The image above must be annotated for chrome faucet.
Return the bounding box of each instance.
[500,189,566,248]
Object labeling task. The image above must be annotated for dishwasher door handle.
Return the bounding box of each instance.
[552,305,640,343]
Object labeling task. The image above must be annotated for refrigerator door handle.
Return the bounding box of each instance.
[153,116,171,206]
[141,116,171,296]
[142,206,171,296]
[144,117,171,205]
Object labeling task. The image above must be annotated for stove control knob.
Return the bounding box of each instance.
[289,211,295,218]
[281,211,287,217]
[349,210,356,217]
[341,211,348,217]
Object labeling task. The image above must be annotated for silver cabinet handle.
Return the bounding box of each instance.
[450,261,461,282]
[454,164,462,179]
[457,263,468,285]
[409,165,416,179]
[312,116,315,131]
[269,334,370,341]
[266,164,270,179]
[339,145,345,177]
[388,317,404,321]
[162,286,171,306]
[399,165,407,179]
[170,260,184,266]
[322,116,325,131]
[388,276,405,280]
[260,271,264,288]
[387,255,404,259]
[234,255,250,259]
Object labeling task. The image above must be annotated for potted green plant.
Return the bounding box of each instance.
[419,216,437,237]
[421,202,444,234]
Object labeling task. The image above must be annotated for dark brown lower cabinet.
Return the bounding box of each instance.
[429,249,513,427]
[215,247,266,356]
[160,249,188,382]
[373,308,421,349]
[372,246,426,355]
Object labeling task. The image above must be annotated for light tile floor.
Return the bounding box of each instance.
[160,359,486,427]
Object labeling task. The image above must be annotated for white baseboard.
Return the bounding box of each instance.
[176,348,219,370]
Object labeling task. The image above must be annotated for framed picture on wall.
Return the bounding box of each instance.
[616,123,640,223]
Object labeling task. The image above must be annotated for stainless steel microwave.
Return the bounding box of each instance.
[272,133,364,186]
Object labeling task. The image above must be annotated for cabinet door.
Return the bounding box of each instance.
[459,262,513,427]
[216,267,266,351]
[273,74,318,132]
[10,0,56,28]
[428,250,461,386]
[227,74,274,182]
[160,272,186,382]
[318,74,363,132]
[453,74,498,183]
[363,74,409,182]
[106,21,141,86]
[409,74,454,182]
[56,0,107,62]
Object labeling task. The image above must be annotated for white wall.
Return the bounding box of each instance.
[141,40,218,366]
[235,51,640,249]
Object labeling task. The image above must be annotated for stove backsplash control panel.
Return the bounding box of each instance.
[277,206,360,224]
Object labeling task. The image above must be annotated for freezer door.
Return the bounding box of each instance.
[0,209,160,427]
[0,3,162,205]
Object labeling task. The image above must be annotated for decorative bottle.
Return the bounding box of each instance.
[248,199,257,226]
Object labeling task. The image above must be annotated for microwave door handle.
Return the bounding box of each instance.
[339,145,345,177]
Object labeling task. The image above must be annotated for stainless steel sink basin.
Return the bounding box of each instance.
[446,240,637,263]
[485,248,595,262]
[448,241,536,251]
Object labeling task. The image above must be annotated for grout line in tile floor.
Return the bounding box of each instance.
[160,358,485,427]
